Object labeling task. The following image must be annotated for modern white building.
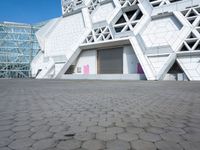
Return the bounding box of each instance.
[31,0,200,81]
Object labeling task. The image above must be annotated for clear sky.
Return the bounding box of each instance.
[0,0,61,24]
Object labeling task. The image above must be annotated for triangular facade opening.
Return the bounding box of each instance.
[180,43,189,51]
[167,61,183,74]
[187,32,196,39]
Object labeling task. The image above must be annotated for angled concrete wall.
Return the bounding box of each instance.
[32,0,200,80]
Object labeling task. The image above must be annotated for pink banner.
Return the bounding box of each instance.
[83,64,89,74]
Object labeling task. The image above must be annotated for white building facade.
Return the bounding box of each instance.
[31,0,200,80]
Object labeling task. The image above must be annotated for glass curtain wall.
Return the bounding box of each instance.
[0,22,44,78]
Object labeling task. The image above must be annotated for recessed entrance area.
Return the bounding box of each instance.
[97,48,123,74]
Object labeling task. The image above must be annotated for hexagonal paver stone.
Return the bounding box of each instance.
[0,138,12,147]
[160,132,183,142]
[81,121,97,127]
[53,131,74,140]
[0,147,12,150]
[74,132,95,141]
[14,121,30,126]
[106,127,124,134]
[33,138,56,150]
[48,120,62,126]
[165,126,186,135]
[12,125,30,132]
[126,127,144,134]
[182,133,200,142]
[49,125,66,133]
[0,120,13,126]
[96,132,116,141]
[106,140,130,150]
[0,131,14,138]
[98,121,113,127]
[139,132,161,142]
[146,127,165,134]
[31,131,52,140]
[117,132,138,141]
[167,122,186,128]
[30,120,46,127]
[131,140,157,150]
[186,122,200,128]
[179,141,200,150]
[57,139,81,150]
[155,141,182,150]
[82,140,105,150]
[30,125,50,132]
[150,122,168,128]
[133,121,149,128]
[0,125,13,131]
[87,126,106,133]
[115,121,131,128]
[0,116,14,121]
[183,127,200,134]
[68,126,87,133]
[8,138,34,149]
[15,116,29,121]
[10,131,32,139]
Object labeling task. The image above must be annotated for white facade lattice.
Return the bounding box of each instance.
[31,0,200,81]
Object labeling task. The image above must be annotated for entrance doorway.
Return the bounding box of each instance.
[97,48,123,74]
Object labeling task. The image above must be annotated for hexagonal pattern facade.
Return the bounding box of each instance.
[31,0,200,81]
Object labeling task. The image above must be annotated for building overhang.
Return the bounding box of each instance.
[79,37,130,50]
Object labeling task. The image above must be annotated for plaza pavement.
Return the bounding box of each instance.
[0,79,200,150]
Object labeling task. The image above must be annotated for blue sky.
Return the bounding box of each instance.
[0,0,61,24]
